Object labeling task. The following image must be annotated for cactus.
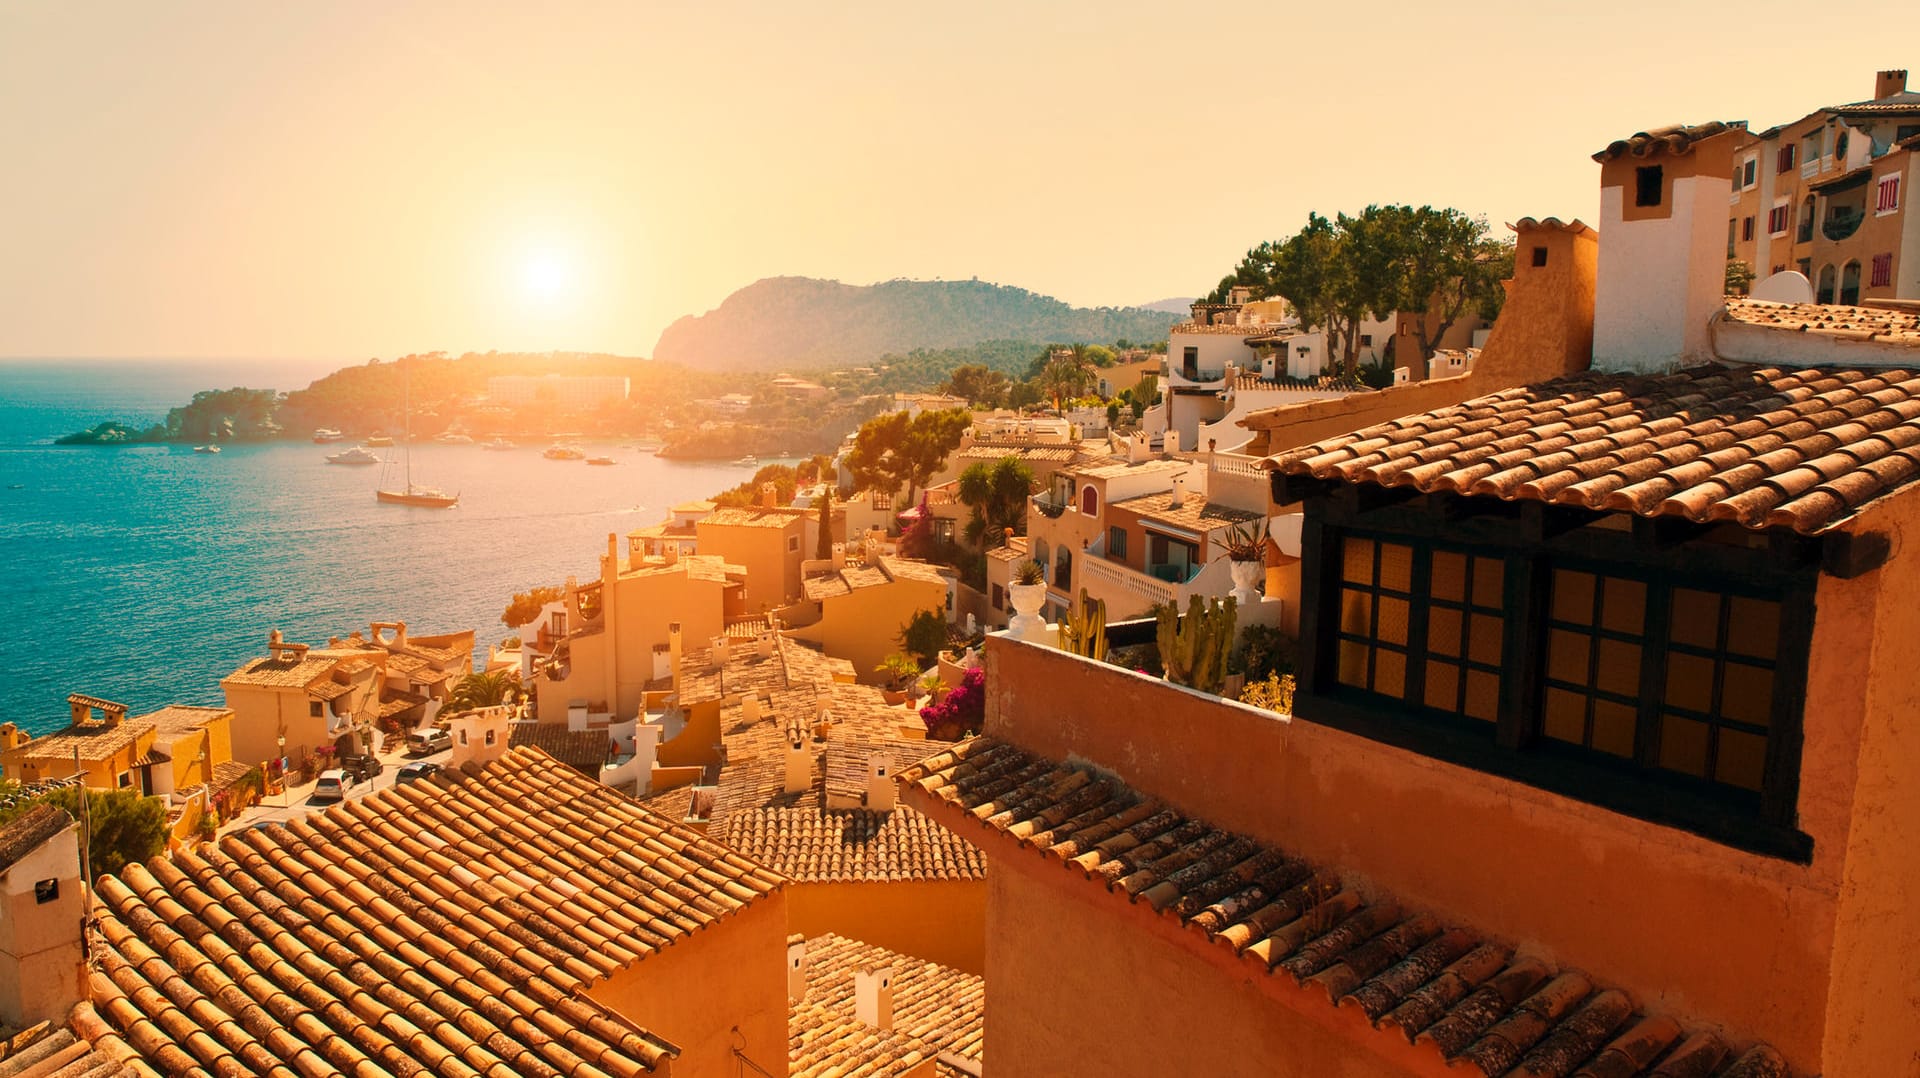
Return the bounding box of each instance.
[1060,588,1108,660]
[1156,594,1238,694]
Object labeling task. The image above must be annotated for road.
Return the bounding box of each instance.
[224,741,453,835]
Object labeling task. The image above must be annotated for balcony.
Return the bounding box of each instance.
[1823,206,1865,242]
[1079,553,1239,619]
[1032,492,1071,519]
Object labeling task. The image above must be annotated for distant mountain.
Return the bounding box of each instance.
[652,277,1179,371]
[1137,296,1197,315]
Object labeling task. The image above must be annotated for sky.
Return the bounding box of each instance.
[2,1,1915,362]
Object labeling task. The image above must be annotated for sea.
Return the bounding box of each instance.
[0,358,761,736]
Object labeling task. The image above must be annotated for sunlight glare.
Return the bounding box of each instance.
[520,252,571,305]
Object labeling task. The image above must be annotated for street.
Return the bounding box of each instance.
[223,739,453,835]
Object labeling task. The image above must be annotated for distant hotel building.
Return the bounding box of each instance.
[485,373,631,407]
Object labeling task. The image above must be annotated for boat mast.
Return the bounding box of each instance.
[403,356,412,493]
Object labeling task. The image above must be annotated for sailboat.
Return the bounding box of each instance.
[377,359,459,508]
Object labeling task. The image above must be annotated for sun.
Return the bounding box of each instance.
[519,252,572,304]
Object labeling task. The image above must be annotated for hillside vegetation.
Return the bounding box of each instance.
[653,277,1177,371]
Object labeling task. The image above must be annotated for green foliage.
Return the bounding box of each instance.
[501,585,564,628]
[1204,205,1510,374]
[957,455,1035,547]
[1059,589,1108,660]
[845,408,970,501]
[1013,559,1045,586]
[1358,355,1398,389]
[1221,521,1264,562]
[0,786,167,881]
[713,464,799,507]
[1239,673,1297,714]
[1230,624,1297,681]
[941,364,1011,408]
[897,609,950,667]
[1155,595,1238,694]
[815,485,836,560]
[444,670,521,713]
[875,651,922,690]
[1726,259,1756,296]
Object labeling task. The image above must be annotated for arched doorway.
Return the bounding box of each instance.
[1054,548,1072,591]
[1080,485,1098,515]
[1816,264,1837,304]
[1840,261,1862,306]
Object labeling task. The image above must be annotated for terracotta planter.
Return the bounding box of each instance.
[883,688,910,705]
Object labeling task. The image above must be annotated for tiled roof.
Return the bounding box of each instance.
[1267,364,1920,534]
[985,536,1029,563]
[901,738,1790,1078]
[803,558,948,602]
[86,747,785,1076]
[701,507,807,529]
[0,803,72,874]
[1825,89,1920,116]
[1073,456,1189,480]
[510,722,613,778]
[1722,298,1920,345]
[1109,490,1263,533]
[222,652,336,688]
[1591,121,1741,162]
[725,806,986,884]
[5,1009,145,1077]
[20,718,154,763]
[956,444,1080,463]
[135,705,229,735]
[620,553,741,584]
[378,688,428,718]
[676,636,856,710]
[1510,216,1595,236]
[308,678,354,702]
[790,933,984,1078]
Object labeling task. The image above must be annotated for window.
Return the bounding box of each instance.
[1833,130,1849,160]
[1530,246,1548,268]
[1181,346,1200,379]
[1767,203,1790,236]
[1740,157,1757,188]
[1817,264,1836,304]
[1841,261,1862,305]
[1798,196,1816,243]
[787,536,801,553]
[1741,216,1755,242]
[990,583,1005,611]
[309,700,323,718]
[1776,143,1795,173]
[550,611,567,636]
[1871,253,1894,289]
[458,728,469,746]
[1877,174,1901,214]
[34,879,58,904]
[1359,333,1374,347]
[872,492,892,511]
[1796,258,1812,280]
[1107,526,1127,559]
[1635,166,1663,207]
[1335,538,1503,722]
[1301,511,1817,860]
[1080,486,1098,515]
[484,728,496,747]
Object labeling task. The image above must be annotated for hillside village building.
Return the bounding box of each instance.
[0,695,234,799]
[1727,68,1920,303]
[777,550,952,686]
[0,805,84,1030]
[696,492,810,613]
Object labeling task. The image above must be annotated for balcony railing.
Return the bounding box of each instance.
[1823,208,1864,242]
[1080,555,1178,607]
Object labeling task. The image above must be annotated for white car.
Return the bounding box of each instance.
[311,768,351,803]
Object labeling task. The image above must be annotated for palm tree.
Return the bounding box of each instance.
[443,669,520,714]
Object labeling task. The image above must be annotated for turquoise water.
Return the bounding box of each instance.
[0,359,757,734]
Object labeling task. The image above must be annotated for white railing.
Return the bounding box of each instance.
[1080,555,1178,609]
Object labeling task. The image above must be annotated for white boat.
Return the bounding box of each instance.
[366,433,395,447]
[733,454,759,468]
[544,444,586,461]
[326,445,382,466]
[312,428,346,444]
[376,361,459,509]
[436,432,474,445]
[481,437,516,451]
[586,456,616,466]
[193,445,221,454]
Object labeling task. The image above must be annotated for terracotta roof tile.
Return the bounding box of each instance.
[1109,490,1263,533]
[900,738,1791,1078]
[509,722,614,778]
[789,934,983,1078]
[17,719,154,763]
[1266,364,1920,534]
[1722,299,1920,346]
[0,803,73,874]
[85,747,787,1076]
[220,652,338,689]
[1591,121,1741,161]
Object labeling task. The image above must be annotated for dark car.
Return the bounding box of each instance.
[342,754,384,782]
[396,761,441,787]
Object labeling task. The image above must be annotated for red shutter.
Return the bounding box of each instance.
[1877,176,1900,213]
[1871,254,1893,288]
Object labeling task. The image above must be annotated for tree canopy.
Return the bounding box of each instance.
[1205,205,1513,373]
[501,585,564,628]
[444,670,521,713]
[844,408,970,501]
[940,364,1011,408]
[0,786,167,881]
[956,455,1035,547]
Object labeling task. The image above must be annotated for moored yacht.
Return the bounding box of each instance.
[312,428,346,443]
[325,445,381,466]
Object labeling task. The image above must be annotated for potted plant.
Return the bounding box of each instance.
[1221,521,1266,606]
[1008,559,1048,640]
[875,652,921,704]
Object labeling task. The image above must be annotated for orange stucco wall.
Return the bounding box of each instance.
[979,635,1842,1069]
[984,848,1434,1078]
[699,519,804,613]
[783,576,948,686]
[785,877,986,974]
[588,890,790,1078]
[1816,493,1920,1075]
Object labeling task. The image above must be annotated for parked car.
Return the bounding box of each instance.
[396,761,441,787]
[311,768,352,803]
[406,728,453,756]
[342,753,384,781]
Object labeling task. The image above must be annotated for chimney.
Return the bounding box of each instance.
[761,482,778,509]
[710,634,730,667]
[1165,428,1181,455]
[628,535,644,572]
[1168,476,1187,509]
[269,628,283,647]
[668,623,683,690]
[0,805,85,1028]
[866,752,896,811]
[756,630,775,659]
[664,542,679,565]
[0,723,23,752]
[783,731,810,794]
[104,704,125,729]
[604,533,618,578]
[854,966,895,1031]
[1591,122,1741,372]
[69,697,89,726]
[1876,69,1909,100]
[832,541,846,564]
[787,937,809,1001]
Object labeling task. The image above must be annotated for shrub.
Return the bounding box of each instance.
[1230,624,1297,681]
[1239,673,1297,715]
[921,666,985,740]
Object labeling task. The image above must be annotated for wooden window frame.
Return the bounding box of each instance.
[1295,491,1817,862]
